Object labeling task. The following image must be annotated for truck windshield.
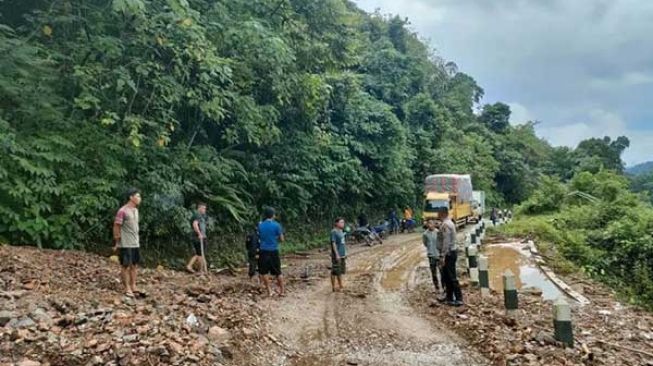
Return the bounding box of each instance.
[424,199,449,212]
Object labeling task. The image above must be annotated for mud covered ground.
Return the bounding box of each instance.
[249,232,488,366]
[2,226,652,366]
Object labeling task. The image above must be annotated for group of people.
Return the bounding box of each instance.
[111,187,460,303]
[490,207,512,226]
[112,188,288,298]
[245,214,349,294]
[421,209,464,306]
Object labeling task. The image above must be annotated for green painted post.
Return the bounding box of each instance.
[553,297,573,347]
[479,255,490,297]
[503,269,518,317]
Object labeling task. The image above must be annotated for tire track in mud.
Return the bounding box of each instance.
[256,233,489,366]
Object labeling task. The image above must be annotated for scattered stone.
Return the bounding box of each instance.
[167,341,184,355]
[534,331,556,345]
[208,326,232,343]
[521,287,543,296]
[123,334,139,343]
[197,294,211,303]
[185,313,199,327]
[17,359,41,366]
[87,355,103,365]
[0,310,15,326]
[13,316,36,328]
[30,308,52,324]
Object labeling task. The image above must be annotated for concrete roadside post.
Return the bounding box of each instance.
[503,269,518,317]
[475,226,483,245]
[470,232,477,245]
[478,254,490,297]
[553,297,573,347]
[468,245,479,286]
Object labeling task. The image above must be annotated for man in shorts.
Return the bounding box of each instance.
[113,188,142,298]
[186,202,208,273]
[258,207,285,296]
[330,217,347,292]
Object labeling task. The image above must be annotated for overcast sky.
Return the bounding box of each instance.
[354,0,653,166]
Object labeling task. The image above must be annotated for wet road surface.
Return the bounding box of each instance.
[257,233,488,366]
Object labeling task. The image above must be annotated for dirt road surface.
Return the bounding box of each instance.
[251,233,489,366]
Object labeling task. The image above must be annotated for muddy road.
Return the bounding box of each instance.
[252,232,489,366]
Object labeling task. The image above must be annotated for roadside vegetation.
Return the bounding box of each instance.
[500,169,653,309]
[0,0,645,277]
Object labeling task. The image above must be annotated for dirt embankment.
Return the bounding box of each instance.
[0,245,273,366]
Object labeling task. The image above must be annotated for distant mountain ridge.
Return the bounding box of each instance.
[627,161,653,175]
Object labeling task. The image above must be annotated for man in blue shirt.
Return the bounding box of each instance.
[330,217,347,292]
[258,207,285,296]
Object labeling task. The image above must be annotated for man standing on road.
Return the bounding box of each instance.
[422,220,443,294]
[186,202,208,273]
[438,209,464,306]
[258,207,285,297]
[113,188,142,298]
[245,223,260,282]
[330,217,347,292]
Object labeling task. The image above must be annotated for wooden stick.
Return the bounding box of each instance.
[595,339,653,358]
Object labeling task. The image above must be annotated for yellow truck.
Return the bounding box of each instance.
[423,174,474,227]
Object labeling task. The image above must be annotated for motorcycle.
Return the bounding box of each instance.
[372,220,389,240]
[400,218,416,233]
[348,225,383,246]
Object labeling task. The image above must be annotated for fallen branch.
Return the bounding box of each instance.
[595,339,653,358]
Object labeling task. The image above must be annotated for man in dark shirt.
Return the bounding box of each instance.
[245,223,260,281]
[186,202,208,273]
[439,208,464,306]
[357,213,368,229]
[330,217,347,292]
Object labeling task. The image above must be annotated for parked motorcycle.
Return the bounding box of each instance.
[348,226,383,246]
[372,220,389,240]
[400,218,416,233]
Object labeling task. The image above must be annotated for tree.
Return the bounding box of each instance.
[479,102,511,133]
[576,136,630,173]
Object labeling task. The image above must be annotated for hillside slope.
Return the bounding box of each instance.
[627,160,653,175]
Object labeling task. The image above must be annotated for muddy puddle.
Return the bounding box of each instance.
[483,243,564,300]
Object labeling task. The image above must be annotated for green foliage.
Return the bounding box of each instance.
[575,136,630,173]
[479,102,511,133]
[508,170,653,309]
[517,176,566,215]
[1,0,631,269]
[630,171,653,204]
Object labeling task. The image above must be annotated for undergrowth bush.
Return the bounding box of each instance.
[503,170,653,309]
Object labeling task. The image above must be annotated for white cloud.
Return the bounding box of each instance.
[537,109,652,166]
[590,71,653,90]
[507,102,534,125]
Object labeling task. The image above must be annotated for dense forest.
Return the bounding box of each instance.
[1,0,651,280]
